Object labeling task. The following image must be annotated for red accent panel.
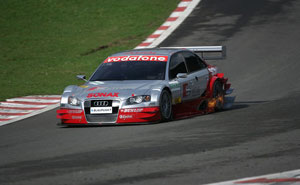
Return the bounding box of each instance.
[181,0,192,1]
[117,107,161,123]
[207,76,219,97]
[148,34,160,38]
[56,109,87,124]
[174,7,187,12]
[216,73,224,78]
[183,83,188,97]
[158,26,170,30]
[173,97,205,119]
[167,17,178,21]
[225,83,231,91]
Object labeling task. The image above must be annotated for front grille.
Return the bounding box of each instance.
[84,100,119,123]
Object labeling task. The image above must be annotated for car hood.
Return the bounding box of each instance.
[75,80,164,100]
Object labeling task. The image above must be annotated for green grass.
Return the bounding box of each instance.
[0,0,180,101]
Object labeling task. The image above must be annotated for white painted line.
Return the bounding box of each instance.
[205,169,300,185]
[178,1,190,7]
[170,12,182,18]
[153,30,165,35]
[144,38,156,43]
[0,115,18,119]
[6,98,60,103]
[162,21,173,27]
[0,109,33,113]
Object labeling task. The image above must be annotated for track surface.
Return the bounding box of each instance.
[1,0,300,184]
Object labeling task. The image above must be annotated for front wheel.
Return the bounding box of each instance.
[160,90,172,121]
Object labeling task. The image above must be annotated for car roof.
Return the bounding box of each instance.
[110,48,185,57]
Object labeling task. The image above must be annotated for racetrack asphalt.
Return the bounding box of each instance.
[0,0,300,185]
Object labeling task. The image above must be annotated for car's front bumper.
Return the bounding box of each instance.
[57,106,161,125]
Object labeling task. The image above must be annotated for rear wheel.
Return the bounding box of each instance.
[213,81,225,111]
[160,90,172,121]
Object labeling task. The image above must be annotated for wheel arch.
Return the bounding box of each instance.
[207,73,225,97]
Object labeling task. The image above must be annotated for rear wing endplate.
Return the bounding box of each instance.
[160,46,226,60]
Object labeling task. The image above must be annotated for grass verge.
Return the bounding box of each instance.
[0,0,180,101]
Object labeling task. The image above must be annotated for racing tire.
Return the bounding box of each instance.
[213,81,225,111]
[159,90,172,122]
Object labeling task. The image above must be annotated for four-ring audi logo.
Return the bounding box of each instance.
[93,101,109,107]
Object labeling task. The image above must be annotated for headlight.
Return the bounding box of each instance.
[68,96,81,106]
[127,95,151,105]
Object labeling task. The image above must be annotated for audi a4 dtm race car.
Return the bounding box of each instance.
[57,46,234,125]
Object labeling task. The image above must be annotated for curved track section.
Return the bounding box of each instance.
[0,0,300,185]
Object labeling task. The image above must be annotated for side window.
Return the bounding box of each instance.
[169,53,187,80]
[197,55,207,69]
[183,52,207,73]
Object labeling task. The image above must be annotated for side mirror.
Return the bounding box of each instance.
[176,73,187,78]
[76,75,87,82]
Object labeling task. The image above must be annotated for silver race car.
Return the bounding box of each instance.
[57,46,234,125]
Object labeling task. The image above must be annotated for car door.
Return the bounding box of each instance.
[168,52,193,102]
[182,51,209,99]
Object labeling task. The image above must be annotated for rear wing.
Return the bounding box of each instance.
[160,46,226,60]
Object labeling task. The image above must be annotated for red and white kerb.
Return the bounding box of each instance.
[135,0,202,49]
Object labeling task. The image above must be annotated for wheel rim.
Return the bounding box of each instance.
[161,92,171,119]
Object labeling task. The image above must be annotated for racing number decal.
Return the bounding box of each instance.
[183,83,188,97]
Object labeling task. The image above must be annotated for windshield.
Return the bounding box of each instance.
[90,60,167,81]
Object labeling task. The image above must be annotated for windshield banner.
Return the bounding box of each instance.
[104,55,168,63]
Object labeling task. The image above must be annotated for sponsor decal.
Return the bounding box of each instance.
[87,92,119,98]
[120,108,144,113]
[174,97,182,104]
[68,110,83,114]
[88,87,105,91]
[104,55,168,63]
[119,115,133,119]
[169,82,180,89]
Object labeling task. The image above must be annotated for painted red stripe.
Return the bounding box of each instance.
[236,178,300,183]
[138,43,151,47]
[20,96,61,100]
[0,106,43,110]
[148,34,160,38]
[0,118,11,121]
[167,17,178,21]
[174,7,187,12]
[181,0,192,2]
[0,112,29,116]
[158,26,170,30]
[1,101,56,105]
